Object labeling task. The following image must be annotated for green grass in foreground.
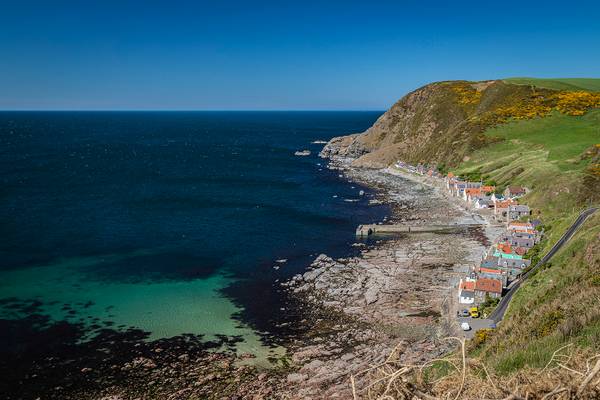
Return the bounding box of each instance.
[504,77,600,92]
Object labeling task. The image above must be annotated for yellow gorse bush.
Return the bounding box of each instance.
[553,91,600,116]
[450,83,482,105]
[450,82,600,124]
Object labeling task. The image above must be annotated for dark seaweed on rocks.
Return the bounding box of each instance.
[0,313,286,400]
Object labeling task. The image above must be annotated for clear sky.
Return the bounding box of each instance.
[1,0,599,110]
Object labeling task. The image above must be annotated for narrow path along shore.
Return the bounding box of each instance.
[278,161,505,398]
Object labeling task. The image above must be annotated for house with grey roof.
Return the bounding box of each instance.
[474,196,492,209]
[508,204,531,222]
[498,257,531,270]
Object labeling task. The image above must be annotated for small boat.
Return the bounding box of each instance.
[294,150,311,156]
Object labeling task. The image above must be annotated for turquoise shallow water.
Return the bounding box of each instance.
[0,254,276,361]
[0,111,386,358]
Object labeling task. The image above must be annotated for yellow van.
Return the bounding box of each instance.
[469,307,480,318]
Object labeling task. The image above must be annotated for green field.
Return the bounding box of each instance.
[504,77,600,92]
[455,110,600,217]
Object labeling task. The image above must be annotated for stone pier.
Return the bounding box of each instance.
[355,223,482,237]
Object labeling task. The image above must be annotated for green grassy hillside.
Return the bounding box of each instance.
[505,77,600,92]
[328,78,600,168]
[452,96,600,377]
[455,109,600,217]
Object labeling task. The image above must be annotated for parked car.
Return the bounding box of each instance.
[458,309,470,317]
[461,322,471,331]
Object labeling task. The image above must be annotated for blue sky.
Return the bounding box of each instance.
[1,0,599,110]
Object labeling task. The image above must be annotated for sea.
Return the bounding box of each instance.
[0,111,387,363]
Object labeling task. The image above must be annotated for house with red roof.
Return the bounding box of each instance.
[496,243,512,254]
[463,187,483,202]
[507,221,535,231]
[474,278,503,302]
[514,247,527,256]
[477,267,509,287]
[504,186,527,198]
[481,185,495,194]
[458,279,476,305]
[494,199,518,221]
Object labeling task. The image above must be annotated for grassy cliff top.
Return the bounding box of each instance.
[504,77,600,92]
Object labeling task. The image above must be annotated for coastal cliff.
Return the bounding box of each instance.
[321,79,600,168]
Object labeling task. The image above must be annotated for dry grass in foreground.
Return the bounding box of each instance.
[350,338,600,400]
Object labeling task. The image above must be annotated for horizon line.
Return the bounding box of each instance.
[0,109,386,113]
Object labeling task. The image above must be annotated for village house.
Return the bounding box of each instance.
[495,242,513,254]
[451,181,467,197]
[514,230,538,240]
[514,247,528,256]
[463,186,494,203]
[507,221,535,232]
[498,234,536,249]
[474,278,503,302]
[481,185,495,194]
[493,248,523,260]
[467,182,483,189]
[445,173,456,184]
[481,256,520,278]
[474,196,492,209]
[493,199,519,221]
[463,187,480,202]
[458,279,476,304]
[498,256,531,270]
[507,204,531,223]
[480,257,500,269]
[477,266,509,287]
[504,185,527,198]
[499,229,538,241]
[449,180,482,197]
[446,177,458,190]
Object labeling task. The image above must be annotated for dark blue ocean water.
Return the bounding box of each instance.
[0,111,386,353]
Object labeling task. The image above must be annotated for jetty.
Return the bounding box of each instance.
[356,223,483,237]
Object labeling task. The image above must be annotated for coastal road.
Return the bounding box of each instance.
[489,207,598,323]
[457,317,495,339]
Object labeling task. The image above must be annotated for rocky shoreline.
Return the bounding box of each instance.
[271,158,504,398]
[0,312,289,400]
[3,156,503,400]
